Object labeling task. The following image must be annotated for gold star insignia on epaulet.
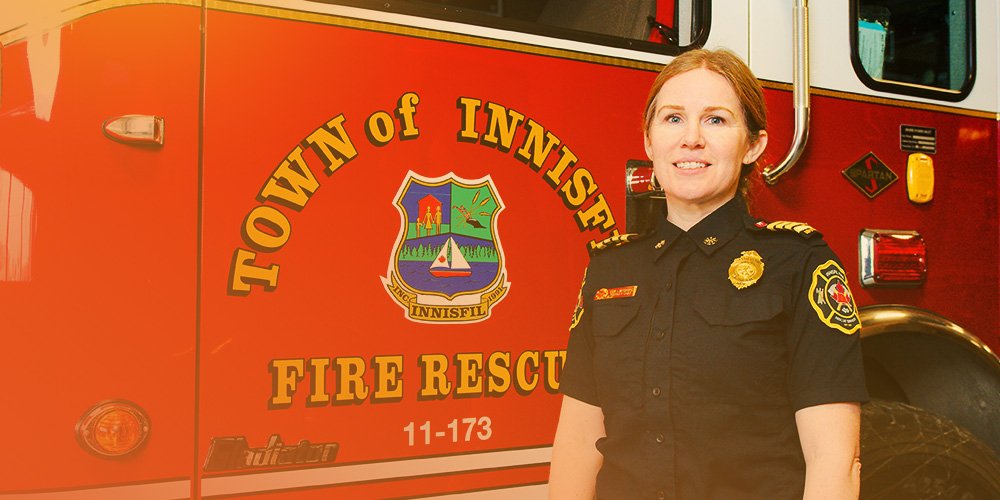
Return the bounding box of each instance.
[589,233,641,253]
[756,220,820,238]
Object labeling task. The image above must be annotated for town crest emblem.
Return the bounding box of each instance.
[381,172,509,323]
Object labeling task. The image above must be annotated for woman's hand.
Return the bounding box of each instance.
[795,402,862,500]
[549,396,606,499]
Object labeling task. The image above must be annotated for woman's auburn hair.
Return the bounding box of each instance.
[642,48,768,203]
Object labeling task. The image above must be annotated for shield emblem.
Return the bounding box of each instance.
[807,260,861,334]
[382,172,509,323]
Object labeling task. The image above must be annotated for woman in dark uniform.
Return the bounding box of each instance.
[550,49,867,499]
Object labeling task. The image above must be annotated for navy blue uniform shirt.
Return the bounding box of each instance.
[560,197,868,499]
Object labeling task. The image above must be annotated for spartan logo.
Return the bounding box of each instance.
[381,172,509,323]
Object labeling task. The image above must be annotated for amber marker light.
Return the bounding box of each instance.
[859,229,927,287]
[76,400,151,458]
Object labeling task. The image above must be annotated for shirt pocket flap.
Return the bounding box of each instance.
[694,292,784,326]
[591,300,641,337]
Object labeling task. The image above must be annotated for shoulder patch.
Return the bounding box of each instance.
[754,220,822,239]
[807,260,861,334]
[588,233,644,254]
[569,269,586,331]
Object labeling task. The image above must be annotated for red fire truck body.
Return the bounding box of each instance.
[1,0,998,498]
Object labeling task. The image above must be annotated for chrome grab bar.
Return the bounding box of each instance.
[763,0,811,185]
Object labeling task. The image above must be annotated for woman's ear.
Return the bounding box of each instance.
[643,132,654,160]
[742,130,768,164]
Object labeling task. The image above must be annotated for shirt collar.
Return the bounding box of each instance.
[686,196,747,255]
[688,196,746,255]
[650,196,747,258]
[651,210,685,256]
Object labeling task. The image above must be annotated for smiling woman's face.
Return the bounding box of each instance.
[644,67,766,212]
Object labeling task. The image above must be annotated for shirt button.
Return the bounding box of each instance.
[655,329,666,340]
[652,387,661,397]
[663,282,672,291]
[655,433,665,443]
[657,491,666,500]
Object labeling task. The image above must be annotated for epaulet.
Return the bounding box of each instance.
[751,220,823,239]
[588,232,646,254]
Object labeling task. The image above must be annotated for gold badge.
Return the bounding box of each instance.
[655,240,666,249]
[728,250,764,289]
[703,236,718,246]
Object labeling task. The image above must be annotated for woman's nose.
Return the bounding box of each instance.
[682,123,705,148]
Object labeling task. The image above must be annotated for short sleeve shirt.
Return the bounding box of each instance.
[560,197,868,500]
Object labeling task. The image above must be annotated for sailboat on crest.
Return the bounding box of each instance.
[429,237,472,277]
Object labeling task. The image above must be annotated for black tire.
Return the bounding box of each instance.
[861,400,1000,499]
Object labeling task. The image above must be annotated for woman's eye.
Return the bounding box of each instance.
[707,116,725,125]
[665,115,682,123]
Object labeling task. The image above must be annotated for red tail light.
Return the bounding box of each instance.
[859,229,927,286]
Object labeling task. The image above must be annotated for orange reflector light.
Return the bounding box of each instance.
[76,400,150,458]
[859,229,927,286]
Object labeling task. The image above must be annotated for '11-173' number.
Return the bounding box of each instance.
[403,417,493,446]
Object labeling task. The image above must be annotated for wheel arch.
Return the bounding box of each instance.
[859,304,1000,456]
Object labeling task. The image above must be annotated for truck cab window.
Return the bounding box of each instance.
[852,0,974,101]
[331,0,710,54]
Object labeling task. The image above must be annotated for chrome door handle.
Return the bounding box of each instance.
[103,115,164,146]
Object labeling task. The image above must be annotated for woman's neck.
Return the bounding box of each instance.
[665,196,735,231]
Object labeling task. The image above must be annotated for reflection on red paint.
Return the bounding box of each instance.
[0,167,33,282]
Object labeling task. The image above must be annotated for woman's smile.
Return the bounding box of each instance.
[674,161,710,170]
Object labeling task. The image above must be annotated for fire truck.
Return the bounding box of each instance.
[1,0,998,498]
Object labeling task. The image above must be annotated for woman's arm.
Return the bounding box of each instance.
[795,402,862,500]
[549,395,606,500]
